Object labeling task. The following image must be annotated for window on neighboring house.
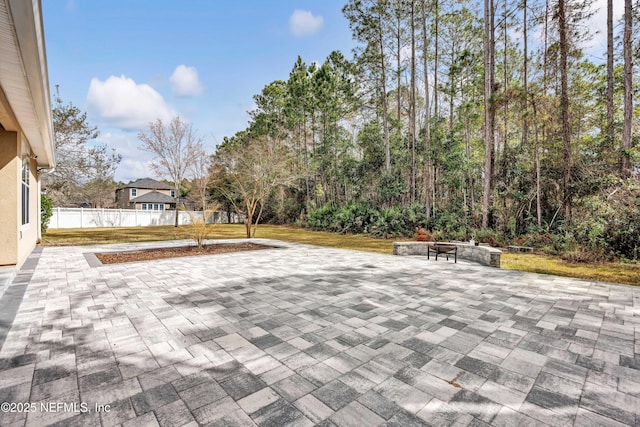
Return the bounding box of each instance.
[170,190,175,198]
[153,204,159,210]
[141,203,147,210]
[131,188,137,197]
[21,160,29,225]
[160,204,165,211]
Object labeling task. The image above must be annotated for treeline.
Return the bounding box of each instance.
[210,0,639,261]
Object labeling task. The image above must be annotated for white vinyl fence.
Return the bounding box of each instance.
[49,208,244,229]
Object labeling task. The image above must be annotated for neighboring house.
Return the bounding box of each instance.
[0,0,55,269]
[115,178,177,210]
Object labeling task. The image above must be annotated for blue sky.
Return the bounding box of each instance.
[43,1,615,184]
[43,1,355,182]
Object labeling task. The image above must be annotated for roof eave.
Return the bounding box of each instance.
[0,0,55,168]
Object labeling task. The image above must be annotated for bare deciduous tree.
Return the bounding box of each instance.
[189,147,214,213]
[138,117,203,227]
[212,136,296,238]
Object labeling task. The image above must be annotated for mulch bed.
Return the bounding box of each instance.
[95,243,271,265]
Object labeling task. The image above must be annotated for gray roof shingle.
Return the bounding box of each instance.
[119,178,173,190]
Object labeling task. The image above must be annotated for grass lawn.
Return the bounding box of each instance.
[42,224,640,286]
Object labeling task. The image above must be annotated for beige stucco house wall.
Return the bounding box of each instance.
[0,0,55,268]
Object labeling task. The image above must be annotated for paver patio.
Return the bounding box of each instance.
[0,239,639,427]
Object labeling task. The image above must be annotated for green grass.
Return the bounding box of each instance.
[42,224,640,286]
[42,224,405,253]
[501,253,640,286]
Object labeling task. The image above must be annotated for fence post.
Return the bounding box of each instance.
[135,208,138,226]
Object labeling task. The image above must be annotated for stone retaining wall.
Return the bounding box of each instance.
[393,242,501,268]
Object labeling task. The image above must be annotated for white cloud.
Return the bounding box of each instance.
[86,75,177,130]
[99,132,154,183]
[118,158,154,183]
[289,10,323,37]
[170,65,204,97]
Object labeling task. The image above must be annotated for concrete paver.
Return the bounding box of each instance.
[0,238,639,426]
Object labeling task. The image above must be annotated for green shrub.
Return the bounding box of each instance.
[370,207,408,238]
[605,213,640,260]
[405,203,429,230]
[473,229,502,247]
[377,173,407,206]
[307,204,337,230]
[41,194,53,235]
[571,183,640,260]
[448,228,470,242]
[334,202,378,234]
[515,232,554,248]
[432,211,466,234]
[561,248,609,263]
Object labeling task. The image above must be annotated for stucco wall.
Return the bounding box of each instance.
[0,131,39,268]
[0,131,19,265]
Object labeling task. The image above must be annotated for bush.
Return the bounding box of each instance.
[514,232,554,248]
[370,207,408,238]
[561,248,608,263]
[432,211,466,235]
[448,228,470,242]
[377,173,407,206]
[604,213,640,260]
[307,204,337,231]
[41,194,53,234]
[405,203,429,230]
[179,206,219,249]
[571,182,640,260]
[334,201,378,234]
[472,229,503,247]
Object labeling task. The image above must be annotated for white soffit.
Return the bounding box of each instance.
[0,0,54,167]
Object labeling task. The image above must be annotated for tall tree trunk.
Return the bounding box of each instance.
[482,0,495,229]
[174,185,180,227]
[449,44,455,130]
[396,3,402,122]
[502,0,509,160]
[434,0,439,119]
[539,0,549,228]
[421,0,432,218]
[558,0,572,227]
[533,100,542,227]
[522,0,529,149]
[303,108,310,211]
[311,109,318,206]
[466,114,474,213]
[433,0,439,215]
[410,0,417,203]
[380,10,391,172]
[606,0,614,146]
[622,0,633,177]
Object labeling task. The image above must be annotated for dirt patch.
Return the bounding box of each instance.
[95,243,271,265]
